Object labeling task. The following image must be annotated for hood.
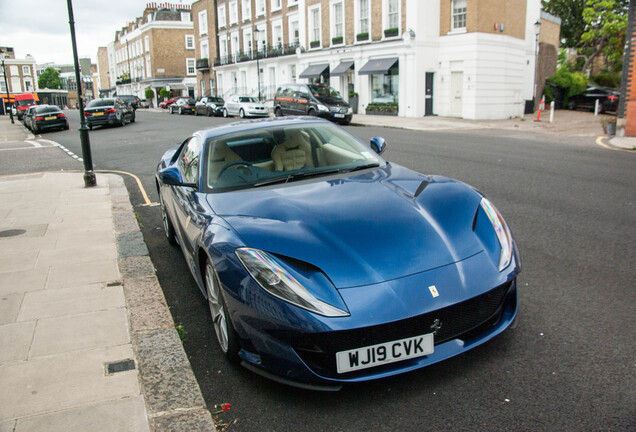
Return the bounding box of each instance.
[317,96,349,107]
[209,164,484,289]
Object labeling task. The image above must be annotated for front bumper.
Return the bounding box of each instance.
[245,108,268,117]
[222,250,520,387]
[34,119,67,131]
[317,111,353,124]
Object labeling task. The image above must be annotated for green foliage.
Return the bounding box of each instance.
[145,88,155,99]
[581,0,628,66]
[176,325,186,341]
[542,0,588,48]
[366,102,398,112]
[546,69,589,104]
[159,87,170,98]
[38,67,62,90]
[591,71,620,87]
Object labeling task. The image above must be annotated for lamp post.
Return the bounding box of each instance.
[533,19,542,103]
[254,27,264,102]
[1,58,14,124]
[67,0,96,187]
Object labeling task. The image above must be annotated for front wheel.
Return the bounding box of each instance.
[239,108,245,118]
[159,192,177,245]
[205,260,240,364]
[307,109,317,116]
[223,108,229,118]
[179,107,183,115]
[275,107,283,117]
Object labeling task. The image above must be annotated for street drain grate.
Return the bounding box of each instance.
[0,229,26,238]
[106,359,136,374]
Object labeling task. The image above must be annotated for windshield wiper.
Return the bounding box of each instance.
[341,162,380,173]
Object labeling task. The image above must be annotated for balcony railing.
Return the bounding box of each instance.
[196,58,210,70]
[214,43,304,67]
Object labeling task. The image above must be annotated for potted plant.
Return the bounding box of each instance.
[384,27,399,37]
[349,91,359,114]
[365,102,398,116]
[356,32,369,42]
[601,117,617,135]
[310,40,320,49]
[331,36,343,45]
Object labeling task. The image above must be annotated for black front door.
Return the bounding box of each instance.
[425,72,434,116]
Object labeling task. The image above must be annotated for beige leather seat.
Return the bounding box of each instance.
[271,129,314,171]
[208,140,242,181]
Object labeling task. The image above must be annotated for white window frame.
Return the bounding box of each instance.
[181,12,191,22]
[255,0,266,17]
[287,0,298,6]
[186,58,196,76]
[199,10,208,35]
[22,65,31,76]
[451,0,467,32]
[272,18,283,48]
[230,31,240,60]
[243,29,253,54]
[200,39,209,59]
[144,35,150,52]
[331,1,345,43]
[288,14,300,47]
[185,35,195,50]
[255,25,268,53]
[309,5,321,47]
[218,4,227,28]
[241,0,251,22]
[229,1,238,25]
[271,0,282,12]
[219,36,228,61]
[383,0,400,34]
[146,56,151,78]
[355,0,371,37]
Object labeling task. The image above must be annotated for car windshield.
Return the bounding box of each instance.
[87,99,114,107]
[204,122,382,192]
[239,97,257,103]
[18,99,35,107]
[210,97,224,103]
[307,84,342,100]
[36,106,61,114]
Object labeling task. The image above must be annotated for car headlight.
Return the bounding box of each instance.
[479,198,513,271]
[346,107,353,114]
[211,104,216,108]
[236,248,349,317]
[317,104,329,112]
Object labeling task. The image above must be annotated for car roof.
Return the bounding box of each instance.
[195,116,331,141]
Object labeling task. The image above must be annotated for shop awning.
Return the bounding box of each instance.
[358,57,399,75]
[299,63,330,79]
[330,61,354,76]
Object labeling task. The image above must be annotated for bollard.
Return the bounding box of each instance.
[550,101,555,123]
[594,99,599,116]
[535,96,545,121]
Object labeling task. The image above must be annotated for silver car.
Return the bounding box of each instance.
[223,95,268,118]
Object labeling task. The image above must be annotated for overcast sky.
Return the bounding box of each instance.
[0,0,196,65]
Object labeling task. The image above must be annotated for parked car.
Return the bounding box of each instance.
[169,98,196,115]
[118,94,140,110]
[195,96,225,117]
[23,105,39,130]
[156,117,521,389]
[159,98,176,109]
[139,99,152,108]
[14,93,38,120]
[84,97,135,129]
[274,83,352,125]
[223,95,268,118]
[24,105,69,133]
[568,87,619,113]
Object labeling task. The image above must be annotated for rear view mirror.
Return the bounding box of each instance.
[370,137,387,155]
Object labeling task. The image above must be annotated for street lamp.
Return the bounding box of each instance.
[533,19,541,102]
[67,0,96,187]
[254,27,264,102]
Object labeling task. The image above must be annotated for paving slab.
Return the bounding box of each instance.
[0,321,36,363]
[0,292,24,324]
[0,250,38,273]
[46,259,120,289]
[35,243,118,269]
[0,268,48,296]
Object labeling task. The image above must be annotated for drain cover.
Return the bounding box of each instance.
[0,229,26,238]
[106,359,136,374]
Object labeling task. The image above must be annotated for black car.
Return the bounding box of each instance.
[194,96,225,116]
[118,94,141,110]
[24,105,69,133]
[568,87,619,113]
[85,98,135,130]
[169,98,196,115]
[274,83,352,125]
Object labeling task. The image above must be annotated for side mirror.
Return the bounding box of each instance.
[370,137,387,155]
[158,166,197,189]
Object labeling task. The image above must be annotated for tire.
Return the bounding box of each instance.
[204,260,240,364]
[119,114,125,127]
[64,123,69,130]
[179,107,183,115]
[207,108,212,117]
[307,109,317,116]
[130,113,135,123]
[88,124,93,131]
[223,108,229,118]
[159,192,177,245]
[568,101,577,111]
[194,109,199,116]
[239,108,245,118]
[275,107,283,117]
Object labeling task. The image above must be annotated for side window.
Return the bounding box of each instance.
[297,85,309,98]
[178,137,203,184]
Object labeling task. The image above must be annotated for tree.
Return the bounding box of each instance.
[145,88,155,99]
[159,87,170,99]
[542,0,588,48]
[38,67,62,90]
[579,0,628,72]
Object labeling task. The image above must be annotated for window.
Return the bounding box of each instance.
[186,35,194,49]
[309,6,321,46]
[218,4,226,27]
[229,1,238,25]
[179,137,202,184]
[243,29,253,54]
[272,21,283,48]
[358,0,370,34]
[370,63,399,103]
[22,66,30,76]
[231,32,240,60]
[452,0,467,30]
[144,35,150,52]
[332,1,344,41]
[256,27,267,52]
[289,16,299,46]
[186,58,196,75]
[201,80,206,98]
[199,10,208,35]
[220,38,228,61]
[241,0,251,21]
[201,40,209,59]
[256,0,266,16]
[146,56,151,77]
[387,0,399,29]
[271,0,282,12]
[181,12,191,22]
[290,65,296,83]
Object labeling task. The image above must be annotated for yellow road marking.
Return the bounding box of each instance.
[595,136,620,151]
[95,169,158,206]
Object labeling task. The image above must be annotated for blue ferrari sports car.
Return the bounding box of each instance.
[156,117,521,390]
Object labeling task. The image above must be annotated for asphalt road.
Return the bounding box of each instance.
[6,110,635,431]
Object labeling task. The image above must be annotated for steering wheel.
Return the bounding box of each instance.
[217,160,253,178]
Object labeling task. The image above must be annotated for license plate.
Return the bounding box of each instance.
[93,112,104,116]
[45,116,56,120]
[334,113,345,118]
[336,333,434,374]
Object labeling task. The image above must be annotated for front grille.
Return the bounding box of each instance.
[292,281,514,378]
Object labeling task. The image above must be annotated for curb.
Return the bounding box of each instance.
[107,174,216,432]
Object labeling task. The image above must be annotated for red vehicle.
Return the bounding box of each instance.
[159,98,176,109]
[14,93,39,120]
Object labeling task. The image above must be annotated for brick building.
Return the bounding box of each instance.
[192,0,216,98]
[202,0,552,119]
[100,2,196,106]
[618,2,636,136]
[0,48,38,94]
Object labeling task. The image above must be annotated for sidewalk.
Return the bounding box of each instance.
[0,117,215,431]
